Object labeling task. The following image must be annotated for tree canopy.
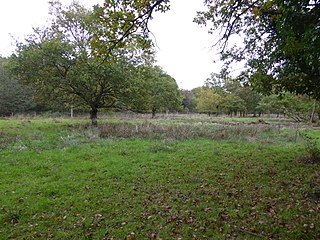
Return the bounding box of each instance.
[0,57,34,116]
[195,0,320,99]
[8,1,169,125]
[196,88,222,115]
[123,65,182,116]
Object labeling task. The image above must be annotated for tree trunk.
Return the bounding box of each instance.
[70,106,74,118]
[310,99,316,124]
[90,107,98,126]
[152,107,156,118]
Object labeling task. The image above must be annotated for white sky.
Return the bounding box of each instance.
[0,0,223,90]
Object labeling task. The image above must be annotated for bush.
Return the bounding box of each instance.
[299,135,320,164]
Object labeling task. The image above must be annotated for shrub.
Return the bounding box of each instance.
[300,135,320,164]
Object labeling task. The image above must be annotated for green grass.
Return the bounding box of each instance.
[0,117,319,239]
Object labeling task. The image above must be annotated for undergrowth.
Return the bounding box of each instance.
[298,134,320,164]
[94,121,295,144]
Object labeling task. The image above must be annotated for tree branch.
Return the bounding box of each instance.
[99,0,166,65]
[219,0,260,52]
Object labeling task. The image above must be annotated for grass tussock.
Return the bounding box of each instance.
[96,121,287,143]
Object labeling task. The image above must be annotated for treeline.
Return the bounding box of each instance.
[2,50,319,123]
[181,73,320,123]
[1,0,319,124]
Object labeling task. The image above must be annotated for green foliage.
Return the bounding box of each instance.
[232,85,262,115]
[181,89,196,112]
[0,58,35,116]
[95,0,169,55]
[124,65,182,116]
[8,1,165,124]
[300,134,320,163]
[219,94,246,116]
[195,0,320,99]
[199,69,319,121]
[196,87,222,115]
[148,66,182,116]
[257,94,283,114]
[197,72,262,116]
[257,93,316,121]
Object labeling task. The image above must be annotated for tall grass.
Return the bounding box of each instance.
[95,121,297,144]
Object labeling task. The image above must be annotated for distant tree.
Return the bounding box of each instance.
[196,88,222,116]
[219,94,246,117]
[148,66,182,117]
[206,71,262,116]
[257,93,316,121]
[8,1,159,125]
[225,81,262,116]
[181,89,196,112]
[205,73,224,88]
[257,94,283,116]
[195,0,320,99]
[277,94,315,122]
[235,86,262,116]
[191,87,203,98]
[122,65,182,116]
[121,65,153,113]
[0,57,34,116]
[205,69,230,96]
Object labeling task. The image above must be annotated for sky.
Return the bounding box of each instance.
[0,0,223,90]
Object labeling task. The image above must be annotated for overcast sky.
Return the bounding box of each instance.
[0,0,223,90]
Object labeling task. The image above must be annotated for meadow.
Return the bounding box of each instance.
[0,114,319,239]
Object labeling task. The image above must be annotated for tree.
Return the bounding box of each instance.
[234,86,261,116]
[149,66,182,117]
[195,0,320,99]
[120,65,182,116]
[120,65,154,113]
[206,71,262,116]
[0,57,34,116]
[98,0,169,51]
[257,94,284,116]
[8,1,163,125]
[219,94,246,117]
[181,89,196,112]
[205,72,228,96]
[196,88,222,115]
[258,93,316,121]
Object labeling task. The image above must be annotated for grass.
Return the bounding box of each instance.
[0,116,319,239]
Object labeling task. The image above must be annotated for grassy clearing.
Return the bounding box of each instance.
[0,117,319,239]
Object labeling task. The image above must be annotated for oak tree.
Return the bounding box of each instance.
[195,0,320,99]
[9,0,166,125]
